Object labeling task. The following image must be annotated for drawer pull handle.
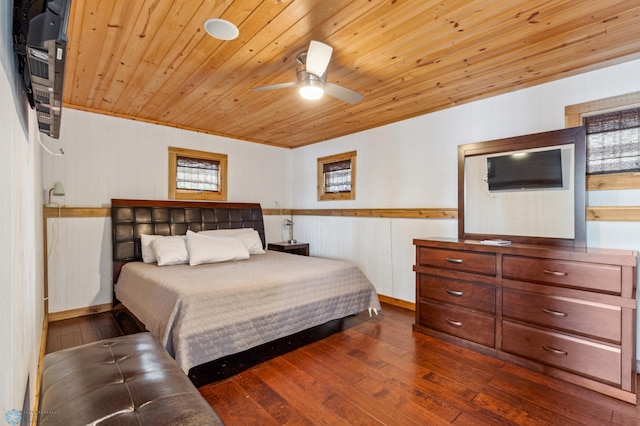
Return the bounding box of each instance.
[542,308,567,317]
[543,269,568,277]
[445,319,462,327]
[542,346,568,356]
[446,289,464,297]
[446,257,464,264]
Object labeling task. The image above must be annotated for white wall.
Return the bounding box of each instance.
[1,1,45,419]
[43,109,293,312]
[43,109,293,207]
[292,59,640,304]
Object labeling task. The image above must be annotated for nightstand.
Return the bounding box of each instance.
[267,242,309,256]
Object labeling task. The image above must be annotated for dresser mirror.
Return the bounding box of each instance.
[458,127,586,247]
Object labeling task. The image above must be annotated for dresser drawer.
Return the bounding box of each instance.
[503,255,621,294]
[418,274,496,314]
[418,247,496,276]
[418,301,495,347]
[502,289,621,342]
[502,321,621,385]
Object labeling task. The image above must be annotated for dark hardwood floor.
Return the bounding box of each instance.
[45,308,142,353]
[46,311,122,353]
[47,304,640,425]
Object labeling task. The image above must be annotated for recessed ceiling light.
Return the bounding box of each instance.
[203,18,239,41]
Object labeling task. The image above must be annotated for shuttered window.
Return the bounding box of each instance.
[584,107,640,175]
[176,157,220,192]
[323,159,352,193]
[169,147,227,201]
[317,151,356,201]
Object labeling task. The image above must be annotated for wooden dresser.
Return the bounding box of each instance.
[413,238,638,403]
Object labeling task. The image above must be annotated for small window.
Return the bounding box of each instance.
[317,151,356,201]
[584,108,640,175]
[168,147,227,200]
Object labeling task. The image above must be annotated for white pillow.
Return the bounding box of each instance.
[150,235,189,266]
[199,228,265,254]
[237,230,265,254]
[186,230,250,266]
[141,234,163,263]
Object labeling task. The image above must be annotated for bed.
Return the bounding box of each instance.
[111,199,381,373]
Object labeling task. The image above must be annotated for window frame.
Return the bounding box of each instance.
[565,91,640,191]
[317,150,357,201]
[168,146,228,201]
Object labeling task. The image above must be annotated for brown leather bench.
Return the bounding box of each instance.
[38,332,224,425]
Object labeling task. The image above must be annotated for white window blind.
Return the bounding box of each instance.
[176,156,219,192]
[585,107,640,175]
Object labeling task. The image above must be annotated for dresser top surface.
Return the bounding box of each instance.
[414,237,637,265]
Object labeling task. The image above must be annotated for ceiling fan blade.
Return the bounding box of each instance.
[251,81,298,91]
[324,82,364,104]
[306,40,333,77]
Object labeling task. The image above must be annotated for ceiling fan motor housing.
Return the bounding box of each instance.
[296,67,326,87]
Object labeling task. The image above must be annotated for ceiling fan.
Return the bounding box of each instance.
[252,40,364,104]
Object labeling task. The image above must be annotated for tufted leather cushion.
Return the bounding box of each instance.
[38,333,224,425]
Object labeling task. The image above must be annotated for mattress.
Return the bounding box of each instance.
[115,250,381,372]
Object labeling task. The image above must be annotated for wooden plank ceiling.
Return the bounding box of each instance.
[63,0,640,148]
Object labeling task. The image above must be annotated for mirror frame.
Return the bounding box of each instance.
[458,126,586,247]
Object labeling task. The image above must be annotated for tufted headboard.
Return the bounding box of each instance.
[111,199,265,283]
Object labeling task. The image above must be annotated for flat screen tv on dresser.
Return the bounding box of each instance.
[414,127,637,404]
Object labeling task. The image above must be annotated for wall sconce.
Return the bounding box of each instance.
[283,218,296,243]
[45,182,65,207]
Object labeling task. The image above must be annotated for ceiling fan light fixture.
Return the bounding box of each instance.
[203,18,239,40]
[252,40,363,104]
[299,84,324,100]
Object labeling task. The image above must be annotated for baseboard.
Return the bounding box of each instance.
[32,312,48,426]
[48,303,112,322]
[378,294,415,311]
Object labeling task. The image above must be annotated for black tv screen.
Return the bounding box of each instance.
[487,149,563,191]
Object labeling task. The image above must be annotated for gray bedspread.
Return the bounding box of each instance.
[115,251,381,372]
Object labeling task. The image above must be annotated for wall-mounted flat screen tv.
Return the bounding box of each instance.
[487,148,563,191]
